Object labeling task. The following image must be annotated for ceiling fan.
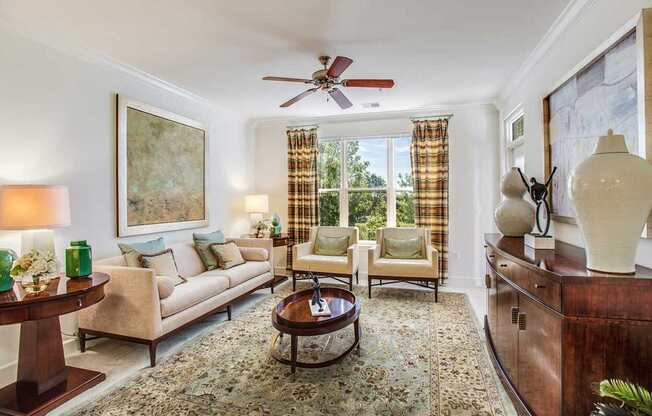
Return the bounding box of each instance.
[262,55,395,109]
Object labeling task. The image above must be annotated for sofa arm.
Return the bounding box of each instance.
[79,265,162,341]
[230,237,274,270]
[347,244,359,274]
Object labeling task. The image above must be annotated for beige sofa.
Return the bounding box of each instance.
[292,226,359,290]
[368,227,439,301]
[78,237,274,366]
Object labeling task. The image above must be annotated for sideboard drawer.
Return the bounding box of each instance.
[527,271,562,312]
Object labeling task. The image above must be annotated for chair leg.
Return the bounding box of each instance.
[349,275,353,291]
[355,269,359,285]
[368,276,372,298]
[270,279,274,294]
[292,271,296,291]
[435,279,439,303]
[78,329,86,353]
[227,304,232,321]
[149,342,158,367]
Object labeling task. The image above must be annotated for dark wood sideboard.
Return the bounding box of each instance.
[484,234,652,416]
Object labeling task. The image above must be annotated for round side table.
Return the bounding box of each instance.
[0,272,109,416]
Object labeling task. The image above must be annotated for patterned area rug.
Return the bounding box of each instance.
[73,284,507,415]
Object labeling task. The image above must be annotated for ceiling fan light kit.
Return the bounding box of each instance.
[262,55,395,109]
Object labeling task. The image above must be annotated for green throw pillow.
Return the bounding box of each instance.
[314,235,349,256]
[383,237,425,259]
[193,230,225,270]
[118,237,166,267]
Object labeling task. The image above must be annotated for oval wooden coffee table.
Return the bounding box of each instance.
[271,287,361,374]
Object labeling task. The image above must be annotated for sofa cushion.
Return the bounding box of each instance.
[170,242,206,278]
[239,247,269,262]
[140,249,186,286]
[370,258,436,279]
[160,275,229,318]
[200,261,271,287]
[157,276,176,299]
[383,237,424,259]
[118,237,165,267]
[293,254,349,274]
[193,230,225,271]
[314,234,349,256]
[210,241,245,269]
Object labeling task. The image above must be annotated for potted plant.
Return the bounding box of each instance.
[592,379,652,415]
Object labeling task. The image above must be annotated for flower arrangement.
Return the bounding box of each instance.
[10,250,59,292]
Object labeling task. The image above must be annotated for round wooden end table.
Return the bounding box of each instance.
[0,272,109,416]
[271,287,361,374]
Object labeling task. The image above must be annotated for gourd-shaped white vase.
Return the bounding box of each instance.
[569,129,652,274]
[494,167,535,237]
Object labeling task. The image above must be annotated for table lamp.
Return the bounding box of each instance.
[0,185,71,254]
[245,194,269,223]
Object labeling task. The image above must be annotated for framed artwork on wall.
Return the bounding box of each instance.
[117,95,208,237]
[543,10,652,237]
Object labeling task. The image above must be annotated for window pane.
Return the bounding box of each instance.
[397,191,415,227]
[395,136,413,189]
[347,139,387,188]
[512,115,524,141]
[348,190,387,240]
[319,191,339,226]
[319,142,341,189]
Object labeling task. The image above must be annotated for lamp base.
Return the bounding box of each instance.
[21,230,55,254]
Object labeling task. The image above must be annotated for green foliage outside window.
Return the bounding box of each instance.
[318,139,416,241]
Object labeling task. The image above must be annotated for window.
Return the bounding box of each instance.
[318,136,415,240]
[505,107,525,171]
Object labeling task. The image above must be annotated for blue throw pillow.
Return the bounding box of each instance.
[118,237,166,267]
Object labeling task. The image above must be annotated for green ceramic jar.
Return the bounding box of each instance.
[0,249,17,292]
[66,240,92,278]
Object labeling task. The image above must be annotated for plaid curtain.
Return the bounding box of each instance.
[287,127,319,268]
[411,119,449,280]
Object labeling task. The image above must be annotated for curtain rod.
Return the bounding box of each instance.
[410,114,453,121]
[287,124,319,130]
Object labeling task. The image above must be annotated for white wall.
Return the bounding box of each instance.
[0,26,254,380]
[253,104,501,285]
[496,0,652,267]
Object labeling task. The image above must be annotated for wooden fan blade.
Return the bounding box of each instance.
[263,76,313,83]
[328,88,353,109]
[327,56,353,78]
[342,79,395,88]
[280,88,319,107]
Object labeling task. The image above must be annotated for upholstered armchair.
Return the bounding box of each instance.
[367,227,439,301]
[292,226,359,290]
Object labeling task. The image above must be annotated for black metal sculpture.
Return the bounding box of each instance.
[310,273,324,312]
[517,167,557,237]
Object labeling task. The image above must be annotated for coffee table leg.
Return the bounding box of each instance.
[354,319,361,351]
[291,335,298,374]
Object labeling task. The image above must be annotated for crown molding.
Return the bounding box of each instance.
[497,0,596,103]
[249,99,498,128]
[0,16,215,109]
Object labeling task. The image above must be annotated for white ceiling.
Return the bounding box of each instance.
[0,0,570,120]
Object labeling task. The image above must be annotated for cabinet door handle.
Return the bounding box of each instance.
[499,263,508,268]
[534,283,546,289]
[511,307,519,324]
[488,254,495,259]
[518,313,527,331]
[485,274,491,288]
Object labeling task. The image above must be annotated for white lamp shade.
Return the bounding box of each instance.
[0,185,71,230]
[245,194,269,214]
